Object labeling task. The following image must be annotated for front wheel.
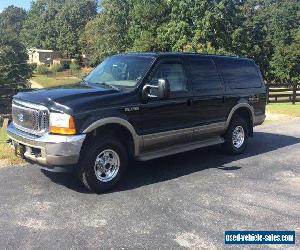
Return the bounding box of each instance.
[222,116,249,154]
[77,135,128,193]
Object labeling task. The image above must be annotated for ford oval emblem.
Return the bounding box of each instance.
[18,113,24,123]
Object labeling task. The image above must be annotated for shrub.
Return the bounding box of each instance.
[35,64,49,74]
[62,62,70,70]
[50,63,64,73]
[70,62,81,71]
[30,63,37,71]
[61,59,72,69]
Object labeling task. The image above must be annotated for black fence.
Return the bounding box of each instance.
[0,88,19,116]
[46,69,85,79]
[266,84,300,104]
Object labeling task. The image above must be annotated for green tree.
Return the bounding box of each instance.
[230,0,273,79]
[128,0,169,52]
[56,0,97,58]
[224,0,300,82]
[81,0,131,64]
[157,0,196,52]
[266,0,300,82]
[192,0,238,52]
[157,0,239,53]
[0,31,32,88]
[263,0,300,48]
[270,28,300,83]
[21,0,63,50]
[0,5,27,36]
[21,0,96,58]
[80,0,299,83]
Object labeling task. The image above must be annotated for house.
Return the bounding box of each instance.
[28,48,61,65]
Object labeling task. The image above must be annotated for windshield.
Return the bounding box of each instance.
[84,56,154,89]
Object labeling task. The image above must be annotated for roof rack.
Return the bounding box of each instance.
[124,51,239,58]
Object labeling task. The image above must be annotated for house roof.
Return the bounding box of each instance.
[28,48,55,53]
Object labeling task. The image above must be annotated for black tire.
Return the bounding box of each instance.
[77,135,128,193]
[222,116,249,155]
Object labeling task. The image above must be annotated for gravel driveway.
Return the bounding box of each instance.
[0,119,299,249]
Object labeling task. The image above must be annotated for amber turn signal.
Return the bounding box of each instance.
[49,113,76,135]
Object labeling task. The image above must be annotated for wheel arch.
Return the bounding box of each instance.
[82,117,141,157]
[226,103,255,136]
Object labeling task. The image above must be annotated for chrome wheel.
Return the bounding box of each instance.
[94,149,120,182]
[232,126,245,149]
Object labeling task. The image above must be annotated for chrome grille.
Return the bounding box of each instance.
[12,100,49,135]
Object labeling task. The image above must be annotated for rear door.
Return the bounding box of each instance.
[188,56,227,140]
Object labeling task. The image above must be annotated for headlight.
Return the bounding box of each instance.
[49,113,76,135]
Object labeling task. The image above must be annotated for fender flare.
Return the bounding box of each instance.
[225,103,255,129]
[83,117,142,156]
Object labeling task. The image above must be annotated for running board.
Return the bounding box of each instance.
[137,137,224,161]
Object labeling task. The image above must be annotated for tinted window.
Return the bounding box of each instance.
[150,62,187,92]
[190,58,222,91]
[215,58,262,89]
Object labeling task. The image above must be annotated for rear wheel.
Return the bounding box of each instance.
[77,135,128,193]
[222,116,249,154]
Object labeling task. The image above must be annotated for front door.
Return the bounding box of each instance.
[140,57,194,152]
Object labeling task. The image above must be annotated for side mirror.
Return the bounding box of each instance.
[142,79,170,101]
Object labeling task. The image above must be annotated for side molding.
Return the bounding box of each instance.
[225,103,255,128]
[83,117,142,156]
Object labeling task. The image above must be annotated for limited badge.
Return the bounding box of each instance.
[125,107,140,112]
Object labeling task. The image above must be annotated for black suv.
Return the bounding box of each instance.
[7,53,266,193]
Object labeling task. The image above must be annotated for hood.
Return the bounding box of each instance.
[14,83,118,111]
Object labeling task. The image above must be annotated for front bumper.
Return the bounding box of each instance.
[7,123,86,167]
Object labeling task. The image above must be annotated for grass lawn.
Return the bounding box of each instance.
[31,68,93,88]
[0,127,24,166]
[266,103,300,117]
[31,74,80,88]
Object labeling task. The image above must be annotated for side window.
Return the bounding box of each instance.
[150,62,187,92]
[190,58,222,91]
[216,58,262,89]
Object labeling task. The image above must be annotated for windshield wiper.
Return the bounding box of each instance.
[97,82,119,91]
[82,80,120,90]
[81,79,89,85]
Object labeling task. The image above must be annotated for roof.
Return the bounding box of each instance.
[119,52,242,60]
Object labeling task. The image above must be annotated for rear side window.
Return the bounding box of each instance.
[215,58,262,89]
[190,58,222,91]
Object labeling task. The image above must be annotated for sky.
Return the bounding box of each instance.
[0,0,32,12]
